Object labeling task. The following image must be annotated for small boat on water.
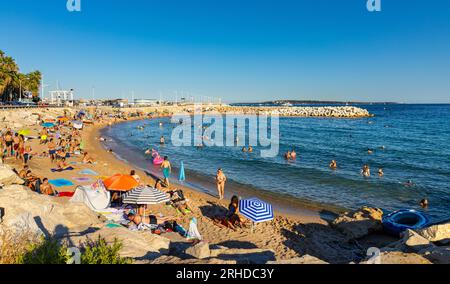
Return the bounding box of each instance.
[382,209,430,236]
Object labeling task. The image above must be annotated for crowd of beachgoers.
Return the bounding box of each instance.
[0,105,446,264]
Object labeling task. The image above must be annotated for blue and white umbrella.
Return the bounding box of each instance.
[239,198,274,223]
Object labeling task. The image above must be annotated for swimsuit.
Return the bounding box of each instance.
[163,167,170,178]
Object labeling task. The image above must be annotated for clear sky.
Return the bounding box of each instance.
[1,0,449,103]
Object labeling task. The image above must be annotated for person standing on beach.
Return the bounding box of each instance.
[216,168,227,200]
[161,156,171,187]
[48,139,56,163]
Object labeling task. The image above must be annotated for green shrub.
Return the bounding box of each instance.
[80,236,132,264]
[17,237,69,264]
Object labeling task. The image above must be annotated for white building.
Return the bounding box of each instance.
[49,89,74,106]
[133,99,159,106]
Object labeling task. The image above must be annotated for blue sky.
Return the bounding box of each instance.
[1,0,449,103]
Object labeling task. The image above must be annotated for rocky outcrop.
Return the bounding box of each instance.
[331,207,383,241]
[416,221,450,244]
[267,255,328,264]
[420,246,450,264]
[0,184,102,237]
[185,241,211,259]
[360,251,432,264]
[377,229,450,264]
[0,164,24,186]
[274,106,372,118]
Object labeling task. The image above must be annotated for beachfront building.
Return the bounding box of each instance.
[133,98,159,106]
[49,89,74,106]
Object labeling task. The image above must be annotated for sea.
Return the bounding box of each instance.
[101,104,450,221]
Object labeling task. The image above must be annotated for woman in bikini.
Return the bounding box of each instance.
[215,168,227,200]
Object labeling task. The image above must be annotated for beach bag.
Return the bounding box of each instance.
[187,217,202,240]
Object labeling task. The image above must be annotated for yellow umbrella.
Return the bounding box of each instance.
[18,129,31,136]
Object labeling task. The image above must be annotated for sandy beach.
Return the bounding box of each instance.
[1,106,448,264]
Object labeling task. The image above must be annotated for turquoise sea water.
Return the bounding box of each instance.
[102,104,450,221]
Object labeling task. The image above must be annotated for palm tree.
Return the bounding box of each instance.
[0,49,41,102]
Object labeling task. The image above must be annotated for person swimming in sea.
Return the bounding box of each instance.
[248,146,253,153]
[242,147,247,152]
[367,148,374,154]
[361,164,371,177]
[420,199,429,209]
[404,180,414,187]
[378,168,384,177]
[160,136,165,145]
[284,151,292,160]
[290,149,297,160]
[329,160,337,170]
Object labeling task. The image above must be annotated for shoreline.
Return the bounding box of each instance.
[92,119,330,222]
[98,117,347,220]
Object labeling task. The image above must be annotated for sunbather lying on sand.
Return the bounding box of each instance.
[82,152,95,164]
[168,189,193,215]
[127,212,177,226]
[56,158,73,170]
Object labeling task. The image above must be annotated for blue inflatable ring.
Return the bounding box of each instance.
[382,209,430,236]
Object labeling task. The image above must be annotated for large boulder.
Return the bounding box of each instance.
[185,241,210,259]
[420,246,450,264]
[360,251,432,264]
[388,229,434,253]
[267,255,328,264]
[416,221,450,244]
[69,226,171,261]
[0,165,24,186]
[0,185,102,237]
[331,207,383,241]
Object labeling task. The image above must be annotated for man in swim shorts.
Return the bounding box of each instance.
[161,156,171,187]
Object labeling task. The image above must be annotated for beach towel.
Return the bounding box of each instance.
[58,192,75,198]
[49,179,74,187]
[105,223,122,228]
[51,167,74,172]
[79,169,99,176]
[72,177,93,182]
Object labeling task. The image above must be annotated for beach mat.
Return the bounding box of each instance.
[72,177,93,182]
[79,169,99,176]
[51,167,74,172]
[58,192,75,198]
[49,179,74,187]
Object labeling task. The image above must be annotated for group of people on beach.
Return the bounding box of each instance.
[0,112,97,196]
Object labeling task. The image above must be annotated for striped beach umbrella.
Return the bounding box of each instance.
[239,198,274,223]
[122,186,169,205]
